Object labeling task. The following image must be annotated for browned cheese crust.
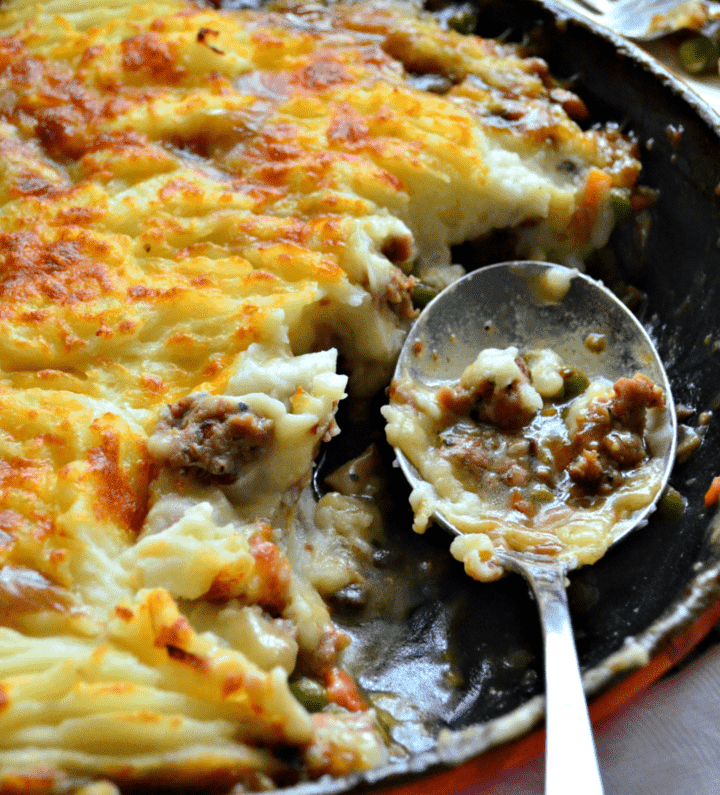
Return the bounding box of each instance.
[0,1,642,792]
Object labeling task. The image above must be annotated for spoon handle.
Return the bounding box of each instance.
[505,555,605,795]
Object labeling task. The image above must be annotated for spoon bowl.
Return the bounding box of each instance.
[394,260,676,552]
[389,260,676,794]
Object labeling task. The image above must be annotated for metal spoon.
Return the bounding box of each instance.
[553,0,720,41]
[389,260,676,794]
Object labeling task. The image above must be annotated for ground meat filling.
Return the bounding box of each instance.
[438,356,538,432]
[436,363,664,518]
[566,373,665,495]
[383,269,418,324]
[149,393,275,482]
[611,374,666,433]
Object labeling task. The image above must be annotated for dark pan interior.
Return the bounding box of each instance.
[280,0,720,791]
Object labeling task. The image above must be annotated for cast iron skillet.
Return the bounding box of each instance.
[280,0,720,791]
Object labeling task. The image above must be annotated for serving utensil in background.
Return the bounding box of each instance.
[552,0,720,40]
[389,261,677,794]
[550,0,720,126]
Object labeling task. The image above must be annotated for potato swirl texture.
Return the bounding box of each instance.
[0,1,641,792]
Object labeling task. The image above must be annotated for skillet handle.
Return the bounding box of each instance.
[515,558,605,795]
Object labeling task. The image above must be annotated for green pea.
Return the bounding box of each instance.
[530,484,555,504]
[609,193,633,226]
[447,9,478,35]
[413,282,440,309]
[656,486,686,521]
[678,35,719,75]
[564,371,590,399]
[290,678,328,712]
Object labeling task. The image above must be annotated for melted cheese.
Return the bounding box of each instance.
[0,0,642,791]
[383,351,666,582]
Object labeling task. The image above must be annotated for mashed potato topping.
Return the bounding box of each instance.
[0,0,642,790]
[383,348,667,582]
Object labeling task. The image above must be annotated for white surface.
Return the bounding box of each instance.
[464,642,720,794]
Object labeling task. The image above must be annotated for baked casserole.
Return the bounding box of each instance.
[0,0,642,791]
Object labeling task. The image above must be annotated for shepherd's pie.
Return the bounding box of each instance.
[0,0,641,791]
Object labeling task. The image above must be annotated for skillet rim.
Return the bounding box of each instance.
[273,1,720,792]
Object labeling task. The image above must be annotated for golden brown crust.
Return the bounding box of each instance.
[0,0,642,790]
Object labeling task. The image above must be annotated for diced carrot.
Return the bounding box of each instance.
[570,167,613,243]
[581,167,613,215]
[324,667,367,712]
[704,475,720,508]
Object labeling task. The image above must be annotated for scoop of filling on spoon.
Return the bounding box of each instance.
[383,346,668,581]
